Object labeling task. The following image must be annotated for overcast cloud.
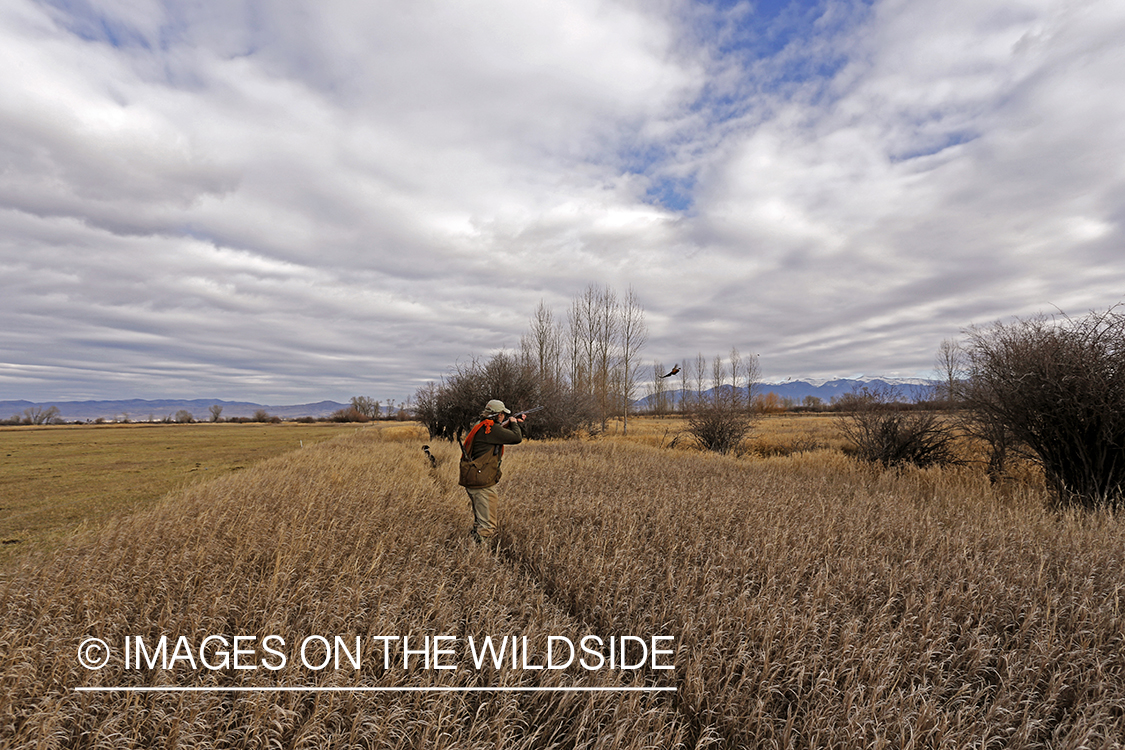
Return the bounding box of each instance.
[2,0,1123,404]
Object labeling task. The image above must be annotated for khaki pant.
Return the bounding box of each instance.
[466,484,500,540]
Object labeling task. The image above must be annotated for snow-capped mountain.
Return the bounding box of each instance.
[635,375,939,409]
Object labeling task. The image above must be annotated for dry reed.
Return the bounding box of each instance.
[1,423,1123,748]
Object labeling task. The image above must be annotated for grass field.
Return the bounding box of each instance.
[607,413,851,455]
[0,421,367,565]
[1,417,1123,748]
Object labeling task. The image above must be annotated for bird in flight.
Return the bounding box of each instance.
[659,364,681,379]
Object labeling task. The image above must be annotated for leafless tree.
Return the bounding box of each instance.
[728,348,743,410]
[710,353,726,406]
[618,287,647,434]
[521,300,563,384]
[208,404,223,422]
[678,363,688,414]
[566,297,590,397]
[935,338,968,407]
[741,351,761,411]
[565,284,625,429]
[650,361,670,416]
[350,396,381,419]
[691,352,707,410]
[22,405,61,425]
[591,285,619,428]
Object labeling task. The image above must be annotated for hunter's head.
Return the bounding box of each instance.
[482,399,511,419]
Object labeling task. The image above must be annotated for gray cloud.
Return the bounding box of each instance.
[2,0,1123,403]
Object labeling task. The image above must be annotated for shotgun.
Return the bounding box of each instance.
[501,405,544,426]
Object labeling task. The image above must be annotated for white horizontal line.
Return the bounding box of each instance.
[75,686,676,693]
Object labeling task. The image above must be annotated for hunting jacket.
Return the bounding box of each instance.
[466,418,523,463]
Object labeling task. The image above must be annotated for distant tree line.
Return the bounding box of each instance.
[1,400,413,426]
[327,396,414,423]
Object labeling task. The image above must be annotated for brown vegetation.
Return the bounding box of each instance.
[836,386,959,469]
[964,307,1125,510]
[2,420,1123,747]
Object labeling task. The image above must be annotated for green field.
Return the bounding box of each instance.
[0,421,368,566]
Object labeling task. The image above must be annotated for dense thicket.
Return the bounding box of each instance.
[964,307,1125,510]
[414,352,595,441]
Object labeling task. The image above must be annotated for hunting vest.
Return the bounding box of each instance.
[458,419,504,488]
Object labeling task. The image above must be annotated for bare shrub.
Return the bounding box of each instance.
[415,352,595,441]
[686,404,755,454]
[958,409,1019,483]
[836,386,958,468]
[330,407,370,423]
[964,306,1125,510]
[685,351,760,454]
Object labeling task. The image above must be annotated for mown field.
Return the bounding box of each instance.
[0,421,360,565]
[1,418,1123,748]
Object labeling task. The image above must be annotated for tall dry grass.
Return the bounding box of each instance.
[1,422,1123,748]
[500,442,1125,748]
[1,426,685,749]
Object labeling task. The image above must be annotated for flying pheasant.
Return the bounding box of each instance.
[659,364,681,379]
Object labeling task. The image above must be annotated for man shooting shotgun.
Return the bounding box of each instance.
[500,405,543,427]
[458,399,530,545]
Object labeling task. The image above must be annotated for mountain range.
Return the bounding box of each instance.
[0,398,350,422]
[3,377,940,423]
[633,376,939,410]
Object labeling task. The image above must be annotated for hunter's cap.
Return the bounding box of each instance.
[484,399,511,415]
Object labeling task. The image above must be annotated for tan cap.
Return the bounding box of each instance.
[484,399,510,415]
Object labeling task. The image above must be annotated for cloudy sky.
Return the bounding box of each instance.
[2,0,1122,404]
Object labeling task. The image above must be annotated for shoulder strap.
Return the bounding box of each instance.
[459,419,493,460]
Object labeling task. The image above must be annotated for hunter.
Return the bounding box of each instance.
[459,399,525,545]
